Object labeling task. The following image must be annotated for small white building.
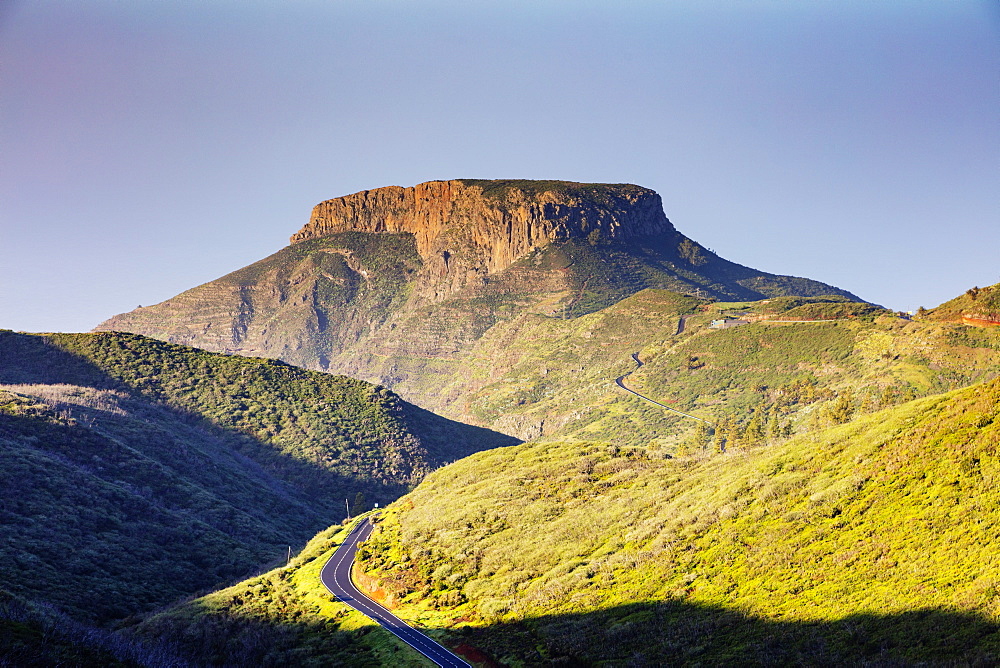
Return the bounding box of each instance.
[710,318,749,329]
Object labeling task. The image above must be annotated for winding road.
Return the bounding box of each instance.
[615,351,713,426]
[320,517,471,668]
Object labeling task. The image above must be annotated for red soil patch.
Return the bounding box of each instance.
[351,564,392,607]
[449,642,502,668]
[963,315,1000,327]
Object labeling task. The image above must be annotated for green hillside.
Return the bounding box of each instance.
[0,330,513,625]
[441,289,1000,449]
[351,377,1000,664]
[925,282,1000,323]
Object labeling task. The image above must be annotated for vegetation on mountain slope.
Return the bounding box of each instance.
[0,331,513,625]
[924,281,1000,324]
[102,272,986,454]
[447,289,1000,448]
[95,232,422,368]
[0,588,181,667]
[352,378,1000,664]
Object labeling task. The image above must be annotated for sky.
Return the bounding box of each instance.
[1,0,998,333]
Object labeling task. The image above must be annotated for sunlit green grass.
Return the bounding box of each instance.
[355,378,1000,663]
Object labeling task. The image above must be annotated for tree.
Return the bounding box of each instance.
[744,409,766,446]
[767,406,783,442]
[712,417,730,453]
[827,390,855,425]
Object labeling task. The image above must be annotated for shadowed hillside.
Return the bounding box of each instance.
[0,330,514,625]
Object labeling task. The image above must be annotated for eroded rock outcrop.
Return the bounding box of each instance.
[290,180,673,299]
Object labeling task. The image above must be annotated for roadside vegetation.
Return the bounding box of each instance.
[127,518,430,667]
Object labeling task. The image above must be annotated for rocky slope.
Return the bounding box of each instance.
[292,180,671,300]
[96,179,861,422]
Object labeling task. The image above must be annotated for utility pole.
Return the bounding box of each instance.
[346,498,351,521]
[286,545,291,567]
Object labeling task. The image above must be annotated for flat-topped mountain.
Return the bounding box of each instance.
[292,180,671,299]
[96,179,861,417]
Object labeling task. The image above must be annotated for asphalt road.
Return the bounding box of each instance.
[320,517,471,668]
[615,352,713,426]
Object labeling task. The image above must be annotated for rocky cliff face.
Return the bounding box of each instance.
[290,180,673,301]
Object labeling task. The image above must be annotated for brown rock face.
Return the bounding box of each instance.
[290,180,673,299]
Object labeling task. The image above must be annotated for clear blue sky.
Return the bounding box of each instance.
[2,1,998,332]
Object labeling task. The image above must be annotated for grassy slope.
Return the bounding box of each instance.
[129,517,432,667]
[0,331,513,625]
[925,282,1000,322]
[353,377,1000,664]
[445,290,1000,449]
